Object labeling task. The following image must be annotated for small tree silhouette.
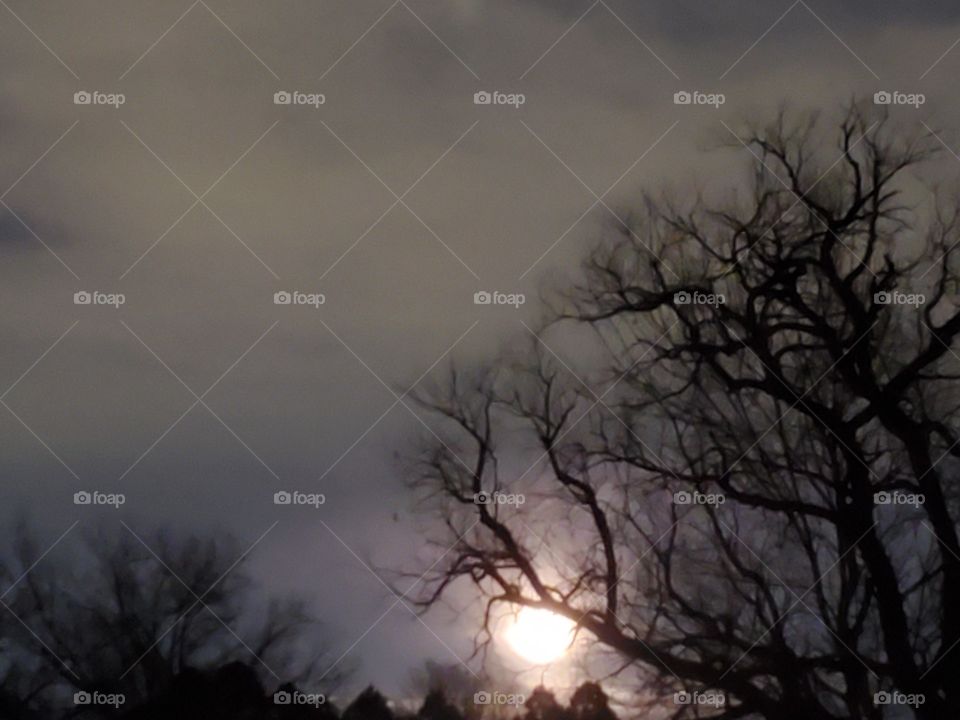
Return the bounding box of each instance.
[568,683,616,720]
[522,688,570,720]
[343,686,394,720]
[418,689,464,720]
[407,660,482,719]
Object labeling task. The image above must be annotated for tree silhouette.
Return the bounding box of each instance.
[0,523,341,718]
[124,661,264,719]
[522,688,570,720]
[568,683,616,720]
[343,686,394,720]
[403,104,960,719]
[418,689,464,720]
[407,660,482,720]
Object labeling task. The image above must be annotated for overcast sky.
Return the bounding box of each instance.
[4,0,960,698]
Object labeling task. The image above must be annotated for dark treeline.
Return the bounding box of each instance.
[118,664,619,720]
[0,524,621,720]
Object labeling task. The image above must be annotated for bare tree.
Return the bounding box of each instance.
[401,104,960,719]
[0,522,343,716]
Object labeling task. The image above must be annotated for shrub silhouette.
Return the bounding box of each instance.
[342,686,394,720]
[417,689,464,720]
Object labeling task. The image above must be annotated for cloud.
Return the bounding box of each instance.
[2,0,960,695]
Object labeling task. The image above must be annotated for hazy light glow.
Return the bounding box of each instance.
[505,608,575,664]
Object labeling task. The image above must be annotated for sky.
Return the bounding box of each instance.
[4,0,960,699]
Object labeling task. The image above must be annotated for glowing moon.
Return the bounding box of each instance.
[504,608,575,664]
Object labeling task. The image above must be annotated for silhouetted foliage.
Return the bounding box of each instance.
[522,688,570,720]
[120,677,613,720]
[118,662,343,719]
[124,662,265,719]
[568,683,615,720]
[407,660,482,720]
[418,689,464,720]
[0,524,342,718]
[0,520,616,720]
[343,686,394,720]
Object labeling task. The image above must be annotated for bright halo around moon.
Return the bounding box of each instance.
[504,608,575,664]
